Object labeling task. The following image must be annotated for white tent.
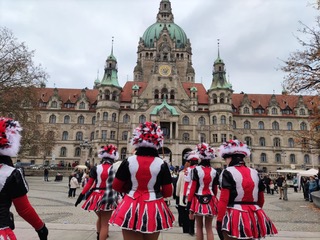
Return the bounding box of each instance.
[276,169,303,174]
[297,168,318,189]
[297,168,318,177]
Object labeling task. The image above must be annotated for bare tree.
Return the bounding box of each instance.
[0,27,54,158]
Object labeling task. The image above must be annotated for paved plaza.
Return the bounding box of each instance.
[11,176,320,240]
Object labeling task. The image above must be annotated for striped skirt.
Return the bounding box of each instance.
[109,194,175,233]
[82,190,117,212]
[221,204,278,239]
[190,195,218,217]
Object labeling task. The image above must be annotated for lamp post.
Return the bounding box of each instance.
[281,151,286,169]
[80,140,92,165]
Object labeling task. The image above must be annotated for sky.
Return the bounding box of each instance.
[0,0,317,94]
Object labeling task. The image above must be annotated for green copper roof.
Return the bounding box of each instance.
[142,23,187,48]
[101,70,120,87]
[94,77,100,84]
[214,56,224,64]
[132,84,140,90]
[107,53,117,62]
[190,86,198,92]
[151,99,179,116]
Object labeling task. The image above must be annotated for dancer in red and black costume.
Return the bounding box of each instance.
[216,139,277,240]
[187,143,219,240]
[109,121,174,240]
[0,117,48,240]
[181,150,199,236]
[75,144,119,240]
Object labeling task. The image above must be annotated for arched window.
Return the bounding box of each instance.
[92,116,96,125]
[220,93,225,103]
[304,154,310,164]
[233,121,237,129]
[75,147,81,157]
[51,101,58,108]
[212,116,217,125]
[290,154,296,164]
[170,90,175,99]
[76,132,83,141]
[90,132,94,140]
[120,148,127,160]
[96,112,100,121]
[200,133,206,143]
[123,114,130,123]
[198,116,206,125]
[221,115,226,125]
[300,122,307,130]
[273,137,281,147]
[288,138,294,147]
[271,107,278,114]
[139,115,146,123]
[258,121,264,130]
[62,131,68,140]
[212,94,217,104]
[272,121,279,130]
[78,115,85,124]
[112,91,117,101]
[122,131,128,140]
[260,153,267,163]
[103,112,108,121]
[287,122,293,130]
[154,90,159,99]
[112,113,117,122]
[49,115,56,124]
[182,116,189,125]
[245,136,252,146]
[105,90,110,100]
[161,88,168,99]
[243,107,250,114]
[299,108,306,115]
[182,133,190,142]
[60,147,67,157]
[259,137,266,146]
[64,115,70,124]
[244,120,251,129]
[275,153,281,163]
[79,102,85,109]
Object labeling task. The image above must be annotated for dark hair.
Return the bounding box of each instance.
[0,155,14,167]
[228,154,246,167]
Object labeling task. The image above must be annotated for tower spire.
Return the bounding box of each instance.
[111,36,114,55]
[217,39,220,58]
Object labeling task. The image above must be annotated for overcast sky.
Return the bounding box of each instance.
[0,0,317,94]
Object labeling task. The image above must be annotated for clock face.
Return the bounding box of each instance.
[159,65,171,76]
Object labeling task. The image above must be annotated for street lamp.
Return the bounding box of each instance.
[79,140,92,165]
[281,151,286,169]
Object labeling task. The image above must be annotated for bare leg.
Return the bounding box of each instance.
[204,216,214,240]
[122,229,143,240]
[143,232,160,240]
[99,211,112,240]
[223,231,252,240]
[195,215,204,240]
[95,212,101,239]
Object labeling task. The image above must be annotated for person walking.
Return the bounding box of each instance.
[182,150,199,236]
[276,175,284,200]
[176,150,200,234]
[308,176,318,202]
[75,144,119,240]
[216,139,277,240]
[269,180,275,195]
[109,122,174,240]
[187,143,219,240]
[69,174,79,198]
[282,179,288,201]
[293,176,298,192]
[43,168,49,182]
[0,117,48,240]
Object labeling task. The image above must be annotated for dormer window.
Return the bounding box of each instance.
[243,107,250,114]
[51,101,57,108]
[271,108,278,114]
[79,102,85,109]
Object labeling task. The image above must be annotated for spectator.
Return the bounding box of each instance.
[276,175,284,200]
[308,176,318,203]
[43,168,49,182]
[68,174,79,198]
[283,179,288,201]
[270,180,275,195]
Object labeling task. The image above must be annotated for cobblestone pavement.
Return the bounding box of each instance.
[11,176,320,239]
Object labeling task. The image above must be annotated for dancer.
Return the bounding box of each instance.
[216,139,277,240]
[176,150,200,235]
[109,121,175,240]
[75,144,119,240]
[187,143,219,240]
[0,117,48,240]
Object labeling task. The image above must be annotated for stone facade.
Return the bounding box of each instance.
[19,0,319,172]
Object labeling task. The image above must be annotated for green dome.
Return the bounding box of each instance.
[142,23,187,48]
